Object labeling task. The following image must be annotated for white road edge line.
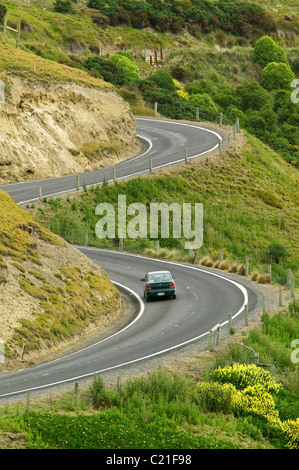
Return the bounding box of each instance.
[15,120,222,205]
[0,248,248,398]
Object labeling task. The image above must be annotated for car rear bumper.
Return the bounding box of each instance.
[146,288,176,298]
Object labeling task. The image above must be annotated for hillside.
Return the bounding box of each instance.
[31,130,299,285]
[0,190,124,372]
[0,44,140,183]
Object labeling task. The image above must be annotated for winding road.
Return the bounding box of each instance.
[0,118,257,399]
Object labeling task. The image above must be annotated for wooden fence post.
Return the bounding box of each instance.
[279,286,283,307]
[245,304,248,327]
[16,17,21,48]
[245,256,249,276]
[184,148,188,164]
[228,313,233,334]
[26,392,30,413]
[74,382,79,406]
[84,229,88,246]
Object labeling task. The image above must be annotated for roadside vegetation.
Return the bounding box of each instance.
[0,300,298,449]
[0,0,298,450]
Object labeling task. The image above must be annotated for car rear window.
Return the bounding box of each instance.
[148,273,172,282]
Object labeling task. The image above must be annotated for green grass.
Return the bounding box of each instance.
[30,131,299,284]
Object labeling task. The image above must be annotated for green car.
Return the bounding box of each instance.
[141,270,176,301]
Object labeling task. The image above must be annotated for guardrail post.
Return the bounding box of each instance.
[113,167,116,183]
[154,102,158,117]
[39,186,42,201]
[76,175,80,190]
[245,304,248,327]
[228,313,233,334]
[117,376,122,397]
[262,295,266,314]
[184,148,188,164]
[279,285,283,307]
[253,352,259,365]
[245,256,249,276]
[74,382,79,406]
[149,157,152,172]
[208,330,214,352]
[215,325,221,346]
[84,229,88,246]
[26,391,30,413]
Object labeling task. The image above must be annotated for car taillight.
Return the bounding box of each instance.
[170,282,175,288]
[146,284,152,290]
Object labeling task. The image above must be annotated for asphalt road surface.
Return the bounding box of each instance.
[0,249,256,398]
[0,119,256,399]
[0,118,222,204]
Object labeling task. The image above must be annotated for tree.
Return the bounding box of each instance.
[252,36,288,69]
[261,62,295,91]
[188,93,219,119]
[266,243,288,264]
[84,57,125,86]
[147,70,176,92]
[110,53,140,84]
[235,81,272,112]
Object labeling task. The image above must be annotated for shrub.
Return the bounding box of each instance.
[257,273,271,284]
[210,363,282,394]
[147,71,176,92]
[250,271,259,282]
[235,81,272,112]
[196,381,234,414]
[84,57,124,86]
[237,264,245,275]
[53,0,73,13]
[266,243,288,264]
[89,373,106,407]
[261,62,295,91]
[110,54,140,84]
[252,36,288,69]
[199,256,214,267]
[228,263,238,273]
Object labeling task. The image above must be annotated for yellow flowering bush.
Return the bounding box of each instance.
[232,384,279,420]
[176,89,189,100]
[173,79,189,100]
[196,381,235,413]
[196,364,299,449]
[280,419,299,449]
[173,79,183,90]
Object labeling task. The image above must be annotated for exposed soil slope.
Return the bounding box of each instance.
[0,189,124,372]
[0,46,140,183]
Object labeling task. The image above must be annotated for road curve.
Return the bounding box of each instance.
[0,249,257,398]
[0,119,247,399]
[0,118,223,204]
